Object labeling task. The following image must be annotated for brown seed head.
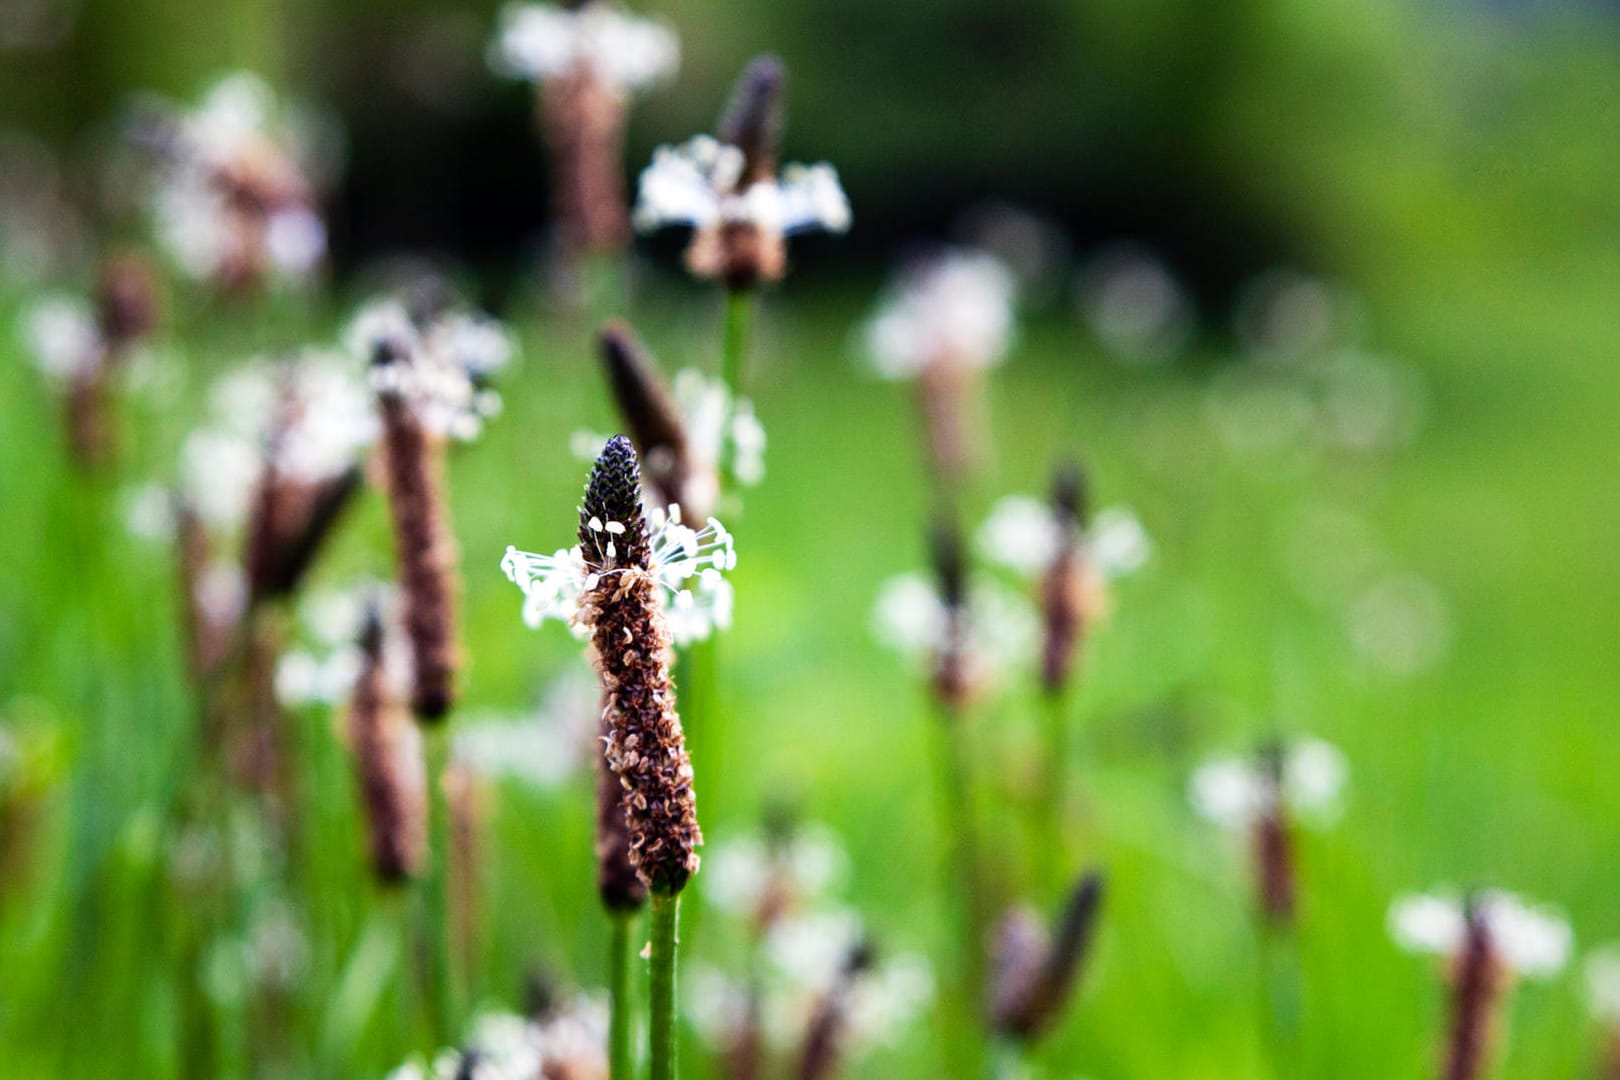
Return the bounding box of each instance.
[595,696,649,913]
[374,342,460,721]
[1252,743,1297,926]
[96,254,159,348]
[598,321,693,513]
[990,870,1105,1042]
[928,515,975,709]
[580,436,701,894]
[1444,900,1506,1080]
[1040,463,1091,695]
[719,55,786,185]
[346,605,427,884]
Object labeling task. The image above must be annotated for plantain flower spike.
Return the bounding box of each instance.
[578,435,702,894]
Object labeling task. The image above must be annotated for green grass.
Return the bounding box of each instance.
[0,225,1616,1079]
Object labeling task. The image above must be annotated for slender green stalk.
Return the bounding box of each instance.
[1257,922,1303,1078]
[419,727,458,1052]
[580,252,629,324]
[720,289,754,398]
[984,1035,1027,1080]
[1036,688,1072,890]
[930,700,987,1080]
[609,912,637,1080]
[319,895,407,1071]
[647,892,681,1080]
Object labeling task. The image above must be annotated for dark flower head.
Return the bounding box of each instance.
[990,870,1106,1042]
[580,433,652,571]
[719,54,786,184]
[1050,462,1089,531]
[599,323,692,511]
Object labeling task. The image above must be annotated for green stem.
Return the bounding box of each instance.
[609,912,637,1080]
[720,289,754,398]
[1037,688,1071,890]
[647,892,681,1080]
[420,727,458,1052]
[930,701,986,1079]
[1258,922,1303,1078]
[983,1035,1027,1080]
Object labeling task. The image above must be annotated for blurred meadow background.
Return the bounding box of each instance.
[2,0,1619,1077]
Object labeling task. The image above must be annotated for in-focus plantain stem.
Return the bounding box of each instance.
[648,892,681,1080]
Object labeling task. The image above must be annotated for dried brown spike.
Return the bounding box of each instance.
[1444,901,1505,1080]
[580,436,701,894]
[595,696,648,913]
[990,871,1105,1042]
[246,466,362,605]
[928,515,973,709]
[346,607,428,883]
[96,254,159,347]
[598,321,692,513]
[719,55,786,185]
[1252,744,1296,926]
[377,379,460,722]
[1040,462,1093,694]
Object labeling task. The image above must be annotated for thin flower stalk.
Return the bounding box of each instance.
[920,514,993,1075]
[1034,465,1088,886]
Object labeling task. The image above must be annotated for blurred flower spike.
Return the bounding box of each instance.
[490,1,679,92]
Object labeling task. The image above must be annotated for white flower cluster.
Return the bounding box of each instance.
[1586,945,1620,1024]
[863,249,1017,380]
[1389,890,1571,979]
[19,295,103,384]
[689,826,932,1062]
[634,135,850,239]
[148,73,326,284]
[348,298,515,442]
[452,666,598,789]
[702,825,850,922]
[1188,738,1348,830]
[502,503,737,646]
[489,1,679,92]
[274,580,403,708]
[387,998,607,1080]
[977,494,1153,582]
[870,571,1036,689]
[181,353,378,532]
